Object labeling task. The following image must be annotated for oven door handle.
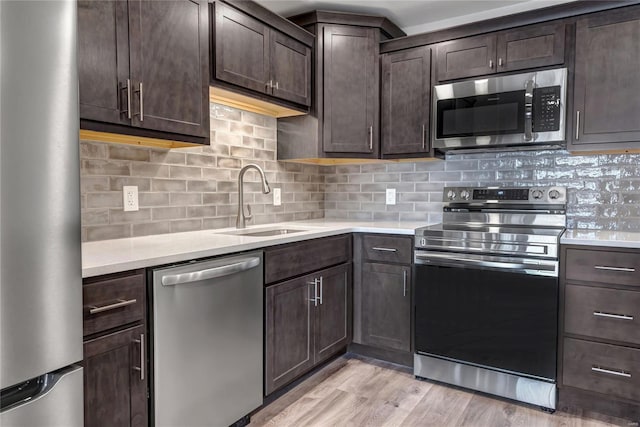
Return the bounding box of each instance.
[524,79,534,141]
[415,251,558,277]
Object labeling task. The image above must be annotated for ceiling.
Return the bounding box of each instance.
[254,0,578,35]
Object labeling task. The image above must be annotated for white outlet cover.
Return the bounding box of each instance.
[386,188,396,205]
[123,185,139,212]
[273,188,282,206]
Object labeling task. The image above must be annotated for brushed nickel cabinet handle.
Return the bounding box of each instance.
[134,82,144,122]
[368,126,373,151]
[274,81,279,90]
[591,366,631,378]
[372,247,397,252]
[575,110,580,140]
[593,311,634,321]
[89,298,137,314]
[133,333,145,381]
[308,279,318,306]
[403,270,407,297]
[266,80,273,91]
[498,57,503,67]
[319,276,323,305]
[489,59,494,69]
[422,124,426,150]
[121,78,132,119]
[594,265,635,272]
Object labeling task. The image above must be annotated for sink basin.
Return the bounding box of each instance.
[217,227,309,237]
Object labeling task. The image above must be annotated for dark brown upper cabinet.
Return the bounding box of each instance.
[570,5,640,152]
[212,1,312,108]
[78,0,210,142]
[436,22,565,82]
[381,46,432,157]
[277,11,405,162]
[322,25,379,155]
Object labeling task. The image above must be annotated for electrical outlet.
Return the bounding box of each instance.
[386,188,396,205]
[123,186,139,212]
[273,188,281,206]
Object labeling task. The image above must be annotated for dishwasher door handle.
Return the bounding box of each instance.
[161,257,261,286]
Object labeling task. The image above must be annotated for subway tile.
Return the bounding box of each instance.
[203,217,232,230]
[151,179,186,192]
[87,192,123,209]
[217,157,242,169]
[139,192,170,207]
[212,103,242,121]
[83,159,131,176]
[82,209,110,226]
[211,118,230,131]
[186,153,215,167]
[170,193,202,206]
[170,219,203,233]
[169,165,202,179]
[108,145,149,161]
[187,206,217,218]
[133,222,171,237]
[131,163,169,178]
[150,150,187,165]
[229,122,254,136]
[81,176,110,192]
[373,211,400,221]
[109,208,152,224]
[85,224,131,241]
[241,111,266,127]
[254,126,276,139]
[348,174,373,183]
[110,177,151,191]
[230,146,253,158]
[203,193,230,205]
[80,141,108,159]
[186,180,217,192]
[152,207,186,221]
[373,173,400,183]
[386,163,415,172]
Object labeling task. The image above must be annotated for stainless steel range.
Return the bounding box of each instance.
[413,186,567,411]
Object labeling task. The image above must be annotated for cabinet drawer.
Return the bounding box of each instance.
[362,234,412,264]
[565,284,640,345]
[265,234,351,284]
[563,338,640,402]
[83,270,145,337]
[565,248,640,287]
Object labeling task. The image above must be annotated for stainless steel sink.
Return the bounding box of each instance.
[217,227,309,237]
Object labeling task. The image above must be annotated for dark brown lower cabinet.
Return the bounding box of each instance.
[361,263,411,352]
[84,324,147,427]
[265,263,351,395]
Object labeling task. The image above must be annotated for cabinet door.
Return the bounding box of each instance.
[265,274,315,395]
[436,34,496,81]
[496,22,565,72]
[361,263,411,352]
[572,6,640,146]
[215,2,270,94]
[128,0,209,137]
[84,325,147,427]
[78,0,130,125]
[381,46,431,156]
[270,30,312,106]
[315,263,352,364]
[322,25,379,155]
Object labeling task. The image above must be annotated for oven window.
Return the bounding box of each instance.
[437,90,525,139]
[414,263,557,380]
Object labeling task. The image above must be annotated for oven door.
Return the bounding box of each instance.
[414,251,558,381]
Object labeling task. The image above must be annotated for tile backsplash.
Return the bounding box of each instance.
[323,150,640,231]
[81,103,639,241]
[80,104,325,242]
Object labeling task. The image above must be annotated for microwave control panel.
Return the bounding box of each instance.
[532,86,561,132]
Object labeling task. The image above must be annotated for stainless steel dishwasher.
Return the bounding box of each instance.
[151,252,263,427]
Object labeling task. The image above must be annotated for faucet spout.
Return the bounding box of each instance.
[236,164,271,229]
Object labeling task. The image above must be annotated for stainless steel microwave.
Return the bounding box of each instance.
[433,68,567,151]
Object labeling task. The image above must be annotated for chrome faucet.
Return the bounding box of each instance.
[236,164,271,229]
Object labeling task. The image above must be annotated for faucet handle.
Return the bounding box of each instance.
[245,204,253,221]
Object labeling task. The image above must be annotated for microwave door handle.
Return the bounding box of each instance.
[523,79,534,141]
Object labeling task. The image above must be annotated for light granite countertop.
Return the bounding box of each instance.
[561,229,640,249]
[82,219,429,278]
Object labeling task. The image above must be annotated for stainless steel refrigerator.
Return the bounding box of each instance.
[0,1,84,425]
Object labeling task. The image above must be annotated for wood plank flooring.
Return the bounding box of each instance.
[251,355,633,427]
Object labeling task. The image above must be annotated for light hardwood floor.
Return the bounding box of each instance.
[251,355,633,427]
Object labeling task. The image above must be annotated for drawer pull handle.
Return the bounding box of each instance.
[132,333,145,381]
[594,265,635,272]
[593,311,634,321]
[372,247,397,252]
[591,366,632,378]
[89,298,137,314]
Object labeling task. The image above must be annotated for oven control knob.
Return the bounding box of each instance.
[460,190,470,200]
[447,190,457,200]
[549,189,561,200]
[531,189,544,200]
